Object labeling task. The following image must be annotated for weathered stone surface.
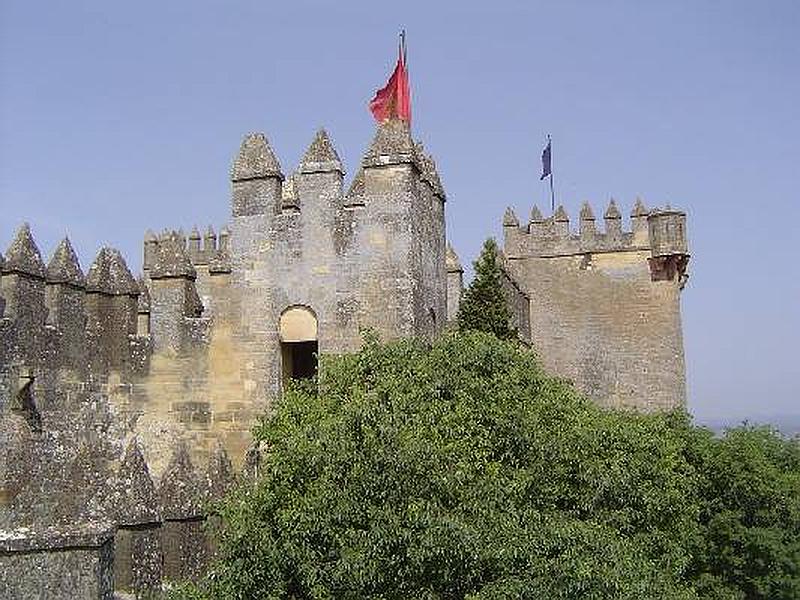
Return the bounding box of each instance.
[114,525,162,598]
[149,231,196,280]
[502,200,689,410]
[86,247,139,295]
[299,129,344,174]
[159,442,201,520]
[203,443,235,503]
[0,525,114,600]
[362,118,416,166]
[231,132,282,181]
[46,237,85,287]
[2,224,45,279]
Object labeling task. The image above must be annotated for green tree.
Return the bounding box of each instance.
[171,334,800,600]
[456,238,516,340]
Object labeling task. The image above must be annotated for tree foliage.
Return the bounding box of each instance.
[174,333,800,600]
[456,238,516,340]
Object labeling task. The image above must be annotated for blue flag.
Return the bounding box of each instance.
[540,139,552,180]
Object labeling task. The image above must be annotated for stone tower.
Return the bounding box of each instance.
[501,197,689,411]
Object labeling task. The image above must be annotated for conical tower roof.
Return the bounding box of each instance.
[554,205,569,222]
[580,202,595,221]
[631,196,648,217]
[604,198,622,220]
[299,128,343,174]
[231,132,283,181]
[46,237,85,287]
[362,119,416,167]
[3,223,45,278]
[530,205,544,223]
[86,247,139,294]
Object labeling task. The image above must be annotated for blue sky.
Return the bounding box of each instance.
[1,1,798,423]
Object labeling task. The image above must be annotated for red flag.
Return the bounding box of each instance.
[369,37,411,124]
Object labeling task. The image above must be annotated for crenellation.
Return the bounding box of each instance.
[579,202,596,241]
[203,225,217,256]
[231,133,284,218]
[187,226,203,263]
[554,205,570,237]
[604,198,623,241]
[1,225,48,367]
[45,238,87,372]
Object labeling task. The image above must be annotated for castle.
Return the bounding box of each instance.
[0,119,689,598]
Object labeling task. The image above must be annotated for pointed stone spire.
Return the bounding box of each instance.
[604,198,622,220]
[203,443,235,503]
[46,237,85,287]
[530,205,544,223]
[362,119,415,167]
[3,223,45,278]
[231,132,283,182]
[604,198,622,239]
[115,439,159,524]
[203,225,217,254]
[159,441,202,519]
[580,202,597,239]
[445,243,462,273]
[150,231,196,280]
[218,226,230,252]
[86,247,138,295]
[144,229,157,243]
[299,129,344,174]
[554,205,569,222]
[503,207,520,227]
[631,196,648,218]
[107,249,139,295]
[344,168,366,207]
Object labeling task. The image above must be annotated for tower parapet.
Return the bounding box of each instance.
[500,197,690,411]
[85,247,139,375]
[147,231,203,352]
[45,238,87,373]
[1,224,48,366]
[503,198,689,284]
[231,133,284,217]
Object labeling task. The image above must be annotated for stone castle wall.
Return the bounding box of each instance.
[0,122,451,582]
[0,117,690,593]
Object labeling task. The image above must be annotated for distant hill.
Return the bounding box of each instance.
[698,414,800,438]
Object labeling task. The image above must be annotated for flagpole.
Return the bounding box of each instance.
[548,135,555,213]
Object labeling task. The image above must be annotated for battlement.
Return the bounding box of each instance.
[230,121,445,220]
[0,223,144,376]
[143,227,230,274]
[503,198,688,265]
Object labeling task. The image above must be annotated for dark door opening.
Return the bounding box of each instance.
[281,340,318,382]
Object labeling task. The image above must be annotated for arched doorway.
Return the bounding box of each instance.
[279,306,318,382]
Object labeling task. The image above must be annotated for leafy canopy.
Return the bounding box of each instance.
[456,238,516,340]
[174,332,800,599]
